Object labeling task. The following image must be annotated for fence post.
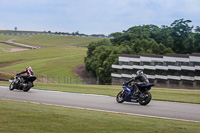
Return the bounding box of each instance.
[96,77,99,85]
[36,75,38,83]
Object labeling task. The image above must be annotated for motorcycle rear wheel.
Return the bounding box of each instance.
[138,91,152,105]
[116,91,125,103]
[23,81,32,92]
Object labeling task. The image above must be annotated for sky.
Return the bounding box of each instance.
[0,0,199,35]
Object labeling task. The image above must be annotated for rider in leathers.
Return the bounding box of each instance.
[126,70,149,95]
[17,66,34,80]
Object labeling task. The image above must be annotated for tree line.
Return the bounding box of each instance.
[46,31,107,37]
[85,19,200,84]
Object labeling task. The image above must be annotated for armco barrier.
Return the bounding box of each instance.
[0,32,113,39]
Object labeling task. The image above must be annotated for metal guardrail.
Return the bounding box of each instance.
[0,32,113,39]
[0,79,9,82]
[0,76,99,85]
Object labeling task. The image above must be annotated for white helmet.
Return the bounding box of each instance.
[26,66,31,70]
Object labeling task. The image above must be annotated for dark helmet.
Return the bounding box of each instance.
[136,70,143,75]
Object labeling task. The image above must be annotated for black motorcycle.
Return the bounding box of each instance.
[9,74,36,92]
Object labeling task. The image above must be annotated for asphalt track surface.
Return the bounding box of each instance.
[0,86,200,122]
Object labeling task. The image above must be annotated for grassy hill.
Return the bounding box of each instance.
[14,35,105,47]
[0,43,23,54]
[0,35,107,81]
[0,35,25,41]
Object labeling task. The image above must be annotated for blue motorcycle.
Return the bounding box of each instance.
[116,82,153,105]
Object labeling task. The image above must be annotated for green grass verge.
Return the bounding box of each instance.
[0,81,9,86]
[0,99,199,133]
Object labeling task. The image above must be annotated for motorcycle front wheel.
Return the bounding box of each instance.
[9,82,15,91]
[116,91,125,103]
[138,91,152,105]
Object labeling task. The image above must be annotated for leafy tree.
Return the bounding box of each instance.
[85,45,114,84]
[85,19,199,84]
[170,19,193,53]
[85,40,112,79]
[152,25,174,48]
[194,26,200,52]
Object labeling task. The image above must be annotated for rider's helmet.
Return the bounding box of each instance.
[136,70,143,75]
[26,66,32,70]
